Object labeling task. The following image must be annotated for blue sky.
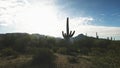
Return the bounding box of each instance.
[0,0,120,40]
[55,0,120,27]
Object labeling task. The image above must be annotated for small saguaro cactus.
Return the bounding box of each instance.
[96,32,99,39]
[62,17,75,41]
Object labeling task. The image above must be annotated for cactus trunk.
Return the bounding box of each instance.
[67,18,69,35]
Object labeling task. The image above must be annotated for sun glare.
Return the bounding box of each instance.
[14,3,60,36]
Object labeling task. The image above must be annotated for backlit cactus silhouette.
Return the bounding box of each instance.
[96,32,99,39]
[62,17,75,40]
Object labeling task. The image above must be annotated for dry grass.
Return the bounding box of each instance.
[55,53,92,68]
[0,55,32,67]
[0,54,93,68]
[55,53,69,64]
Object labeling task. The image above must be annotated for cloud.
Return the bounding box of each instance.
[0,0,28,26]
[0,0,57,27]
[27,0,55,5]
[70,17,94,25]
[75,25,120,40]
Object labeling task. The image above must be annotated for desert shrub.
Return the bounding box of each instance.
[68,56,79,63]
[57,47,67,54]
[0,48,18,58]
[32,48,56,65]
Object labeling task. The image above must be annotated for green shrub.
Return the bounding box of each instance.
[68,56,79,63]
[0,48,18,58]
[57,47,67,54]
[32,48,56,65]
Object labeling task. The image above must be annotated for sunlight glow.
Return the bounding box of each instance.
[14,2,60,36]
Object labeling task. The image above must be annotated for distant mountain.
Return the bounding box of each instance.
[31,34,47,39]
[72,34,98,41]
[73,34,88,41]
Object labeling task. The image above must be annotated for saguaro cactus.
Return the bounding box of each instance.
[62,17,75,40]
[96,32,99,39]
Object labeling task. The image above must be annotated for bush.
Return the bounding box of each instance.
[0,48,18,58]
[68,56,79,63]
[32,48,56,65]
[57,47,67,54]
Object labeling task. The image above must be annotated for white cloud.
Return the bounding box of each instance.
[0,0,28,26]
[27,0,55,5]
[69,17,93,28]
[75,25,120,40]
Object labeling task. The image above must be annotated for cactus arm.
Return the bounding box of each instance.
[71,31,75,36]
[62,31,66,38]
[69,31,72,35]
[62,31,64,35]
[69,31,75,37]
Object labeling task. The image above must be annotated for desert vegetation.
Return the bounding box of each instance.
[0,33,120,68]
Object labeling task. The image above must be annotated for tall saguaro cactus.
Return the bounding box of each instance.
[62,17,75,41]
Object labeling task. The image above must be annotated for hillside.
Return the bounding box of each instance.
[0,33,120,68]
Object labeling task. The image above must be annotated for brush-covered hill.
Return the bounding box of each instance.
[0,33,120,68]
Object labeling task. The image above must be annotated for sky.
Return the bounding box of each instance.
[0,0,120,40]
